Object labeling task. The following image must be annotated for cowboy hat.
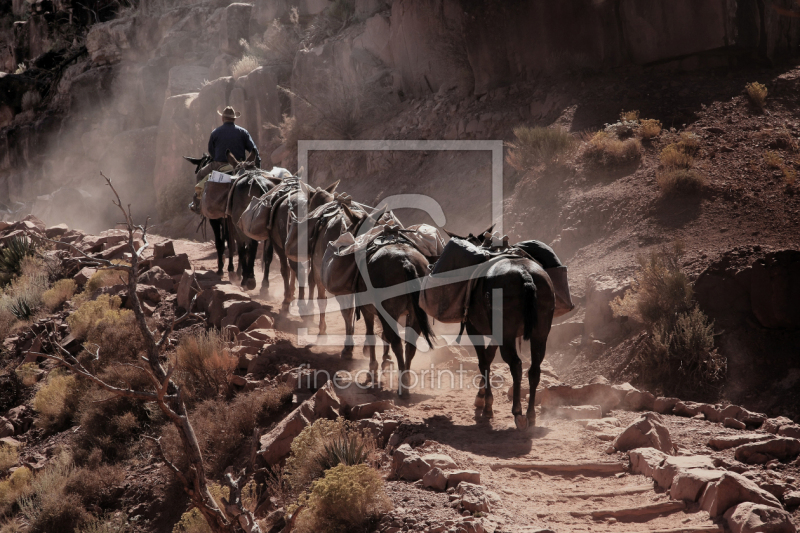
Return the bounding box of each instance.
[217,106,241,119]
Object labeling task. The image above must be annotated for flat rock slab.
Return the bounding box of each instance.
[570,500,685,520]
[708,433,774,451]
[734,437,800,464]
[629,447,668,478]
[490,461,624,475]
[671,468,726,502]
[554,405,602,419]
[654,455,717,489]
[700,472,783,517]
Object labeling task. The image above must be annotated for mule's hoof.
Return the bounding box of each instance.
[216,269,223,276]
[514,415,528,430]
[381,361,393,371]
[244,278,257,291]
[527,413,537,428]
[340,349,353,360]
[474,396,485,409]
[483,408,494,418]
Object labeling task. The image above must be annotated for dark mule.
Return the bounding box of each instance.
[226,151,282,292]
[444,234,555,430]
[184,153,235,275]
[355,241,434,396]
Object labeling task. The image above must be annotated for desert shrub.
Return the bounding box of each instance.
[638,119,662,140]
[293,464,391,533]
[172,483,228,533]
[656,169,705,195]
[676,132,701,155]
[284,418,375,495]
[172,329,237,399]
[63,464,125,508]
[764,150,783,169]
[32,369,84,432]
[0,467,32,515]
[67,294,125,339]
[746,81,767,108]
[0,237,37,287]
[76,513,132,533]
[0,519,23,533]
[21,91,41,112]
[42,279,76,311]
[620,110,640,122]
[660,145,693,169]
[0,444,18,471]
[232,55,260,80]
[303,0,355,47]
[583,131,642,168]
[161,386,291,477]
[242,15,301,68]
[506,126,577,170]
[82,264,128,297]
[611,244,723,395]
[83,303,142,364]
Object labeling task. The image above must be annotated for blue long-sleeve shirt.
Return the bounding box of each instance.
[208,122,259,163]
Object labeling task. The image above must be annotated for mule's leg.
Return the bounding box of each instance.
[499,341,525,430]
[402,322,420,397]
[260,241,273,296]
[317,281,328,336]
[362,307,379,387]
[289,259,303,306]
[381,318,407,397]
[527,338,547,428]
[338,295,355,360]
[210,219,225,275]
[225,219,236,274]
[278,252,292,309]
[243,240,258,290]
[468,323,498,418]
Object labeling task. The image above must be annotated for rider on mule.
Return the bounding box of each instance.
[191,106,261,212]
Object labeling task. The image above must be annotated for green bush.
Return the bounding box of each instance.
[284,418,375,495]
[293,464,391,533]
[506,126,577,169]
[67,294,127,340]
[0,237,37,287]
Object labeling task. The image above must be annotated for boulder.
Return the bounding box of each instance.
[725,418,747,430]
[763,417,795,434]
[554,405,602,420]
[653,397,680,414]
[208,285,250,328]
[5,405,33,434]
[245,314,275,332]
[708,434,774,451]
[447,470,481,488]
[734,437,800,464]
[176,270,222,310]
[671,468,726,502]
[422,467,448,491]
[700,472,783,517]
[0,417,14,438]
[455,482,490,513]
[724,502,797,533]
[236,308,272,331]
[653,455,716,490]
[221,300,264,329]
[613,412,673,453]
[153,241,175,259]
[628,447,667,478]
[778,425,800,439]
[74,266,96,287]
[258,382,342,464]
[350,400,396,420]
[45,224,68,238]
[151,253,191,276]
[220,3,252,55]
[391,444,414,474]
[624,390,656,411]
[784,490,800,507]
[539,382,632,413]
[397,455,431,481]
[137,266,175,292]
[421,453,457,470]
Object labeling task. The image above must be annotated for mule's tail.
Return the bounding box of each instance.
[521,269,538,341]
[404,261,434,348]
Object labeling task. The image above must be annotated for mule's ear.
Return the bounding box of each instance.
[246,151,256,162]
[299,180,313,196]
[226,150,239,168]
[324,179,340,193]
[482,224,496,236]
[341,203,356,220]
[184,156,204,165]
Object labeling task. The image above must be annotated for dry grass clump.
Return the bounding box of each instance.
[0,444,18,471]
[0,467,32,516]
[18,454,90,533]
[657,169,705,195]
[583,131,643,168]
[231,55,260,80]
[638,119,662,140]
[746,81,767,108]
[82,263,128,297]
[506,126,577,170]
[611,243,723,396]
[620,110,640,122]
[284,418,376,496]
[66,294,126,340]
[293,464,391,533]
[173,329,237,400]
[172,482,230,533]
[161,385,291,477]
[764,150,783,169]
[42,279,76,311]
[659,145,694,169]
[75,513,132,533]
[14,362,41,386]
[32,369,85,432]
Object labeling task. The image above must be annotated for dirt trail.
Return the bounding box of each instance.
[166,236,736,533]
